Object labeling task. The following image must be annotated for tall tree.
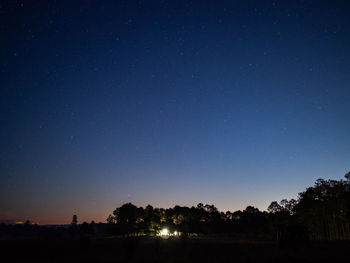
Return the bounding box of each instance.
[71,215,78,226]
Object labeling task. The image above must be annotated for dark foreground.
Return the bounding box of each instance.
[1,237,349,263]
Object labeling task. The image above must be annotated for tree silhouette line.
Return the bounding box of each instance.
[105,172,350,240]
[2,172,349,242]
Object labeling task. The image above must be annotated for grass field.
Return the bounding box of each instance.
[1,236,350,262]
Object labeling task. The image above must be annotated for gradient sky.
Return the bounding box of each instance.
[1,0,350,225]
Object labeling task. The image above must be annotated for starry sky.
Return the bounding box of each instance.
[1,0,350,225]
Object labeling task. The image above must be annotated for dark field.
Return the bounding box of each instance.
[1,237,349,263]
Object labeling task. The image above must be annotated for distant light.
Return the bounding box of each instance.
[159,228,169,236]
[174,231,178,236]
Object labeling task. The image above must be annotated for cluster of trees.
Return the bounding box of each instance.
[106,203,271,238]
[107,172,350,240]
[70,215,97,236]
[267,172,350,240]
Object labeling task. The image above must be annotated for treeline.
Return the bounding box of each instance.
[107,203,271,238]
[107,172,350,240]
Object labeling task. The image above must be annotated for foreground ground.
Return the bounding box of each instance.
[1,236,349,262]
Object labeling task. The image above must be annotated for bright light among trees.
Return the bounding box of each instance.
[159,228,169,236]
[157,228,180,237]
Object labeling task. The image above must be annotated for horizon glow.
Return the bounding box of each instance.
[1,1,350,225]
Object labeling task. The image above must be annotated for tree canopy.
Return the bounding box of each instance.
[107,172,350,240]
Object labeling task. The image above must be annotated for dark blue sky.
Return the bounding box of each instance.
[1,0,350,224]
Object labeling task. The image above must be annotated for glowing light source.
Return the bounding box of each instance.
[159,228,169,236]
[174,231,178,236]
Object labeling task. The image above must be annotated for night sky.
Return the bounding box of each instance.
[1,0,350,225]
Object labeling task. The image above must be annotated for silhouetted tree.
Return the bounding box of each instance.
[106,214,115,224]
[105,173,350,240]
[71,215,78,225]
[112,203,139,235]
[70,214,78,236]
[295,174,350,240]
